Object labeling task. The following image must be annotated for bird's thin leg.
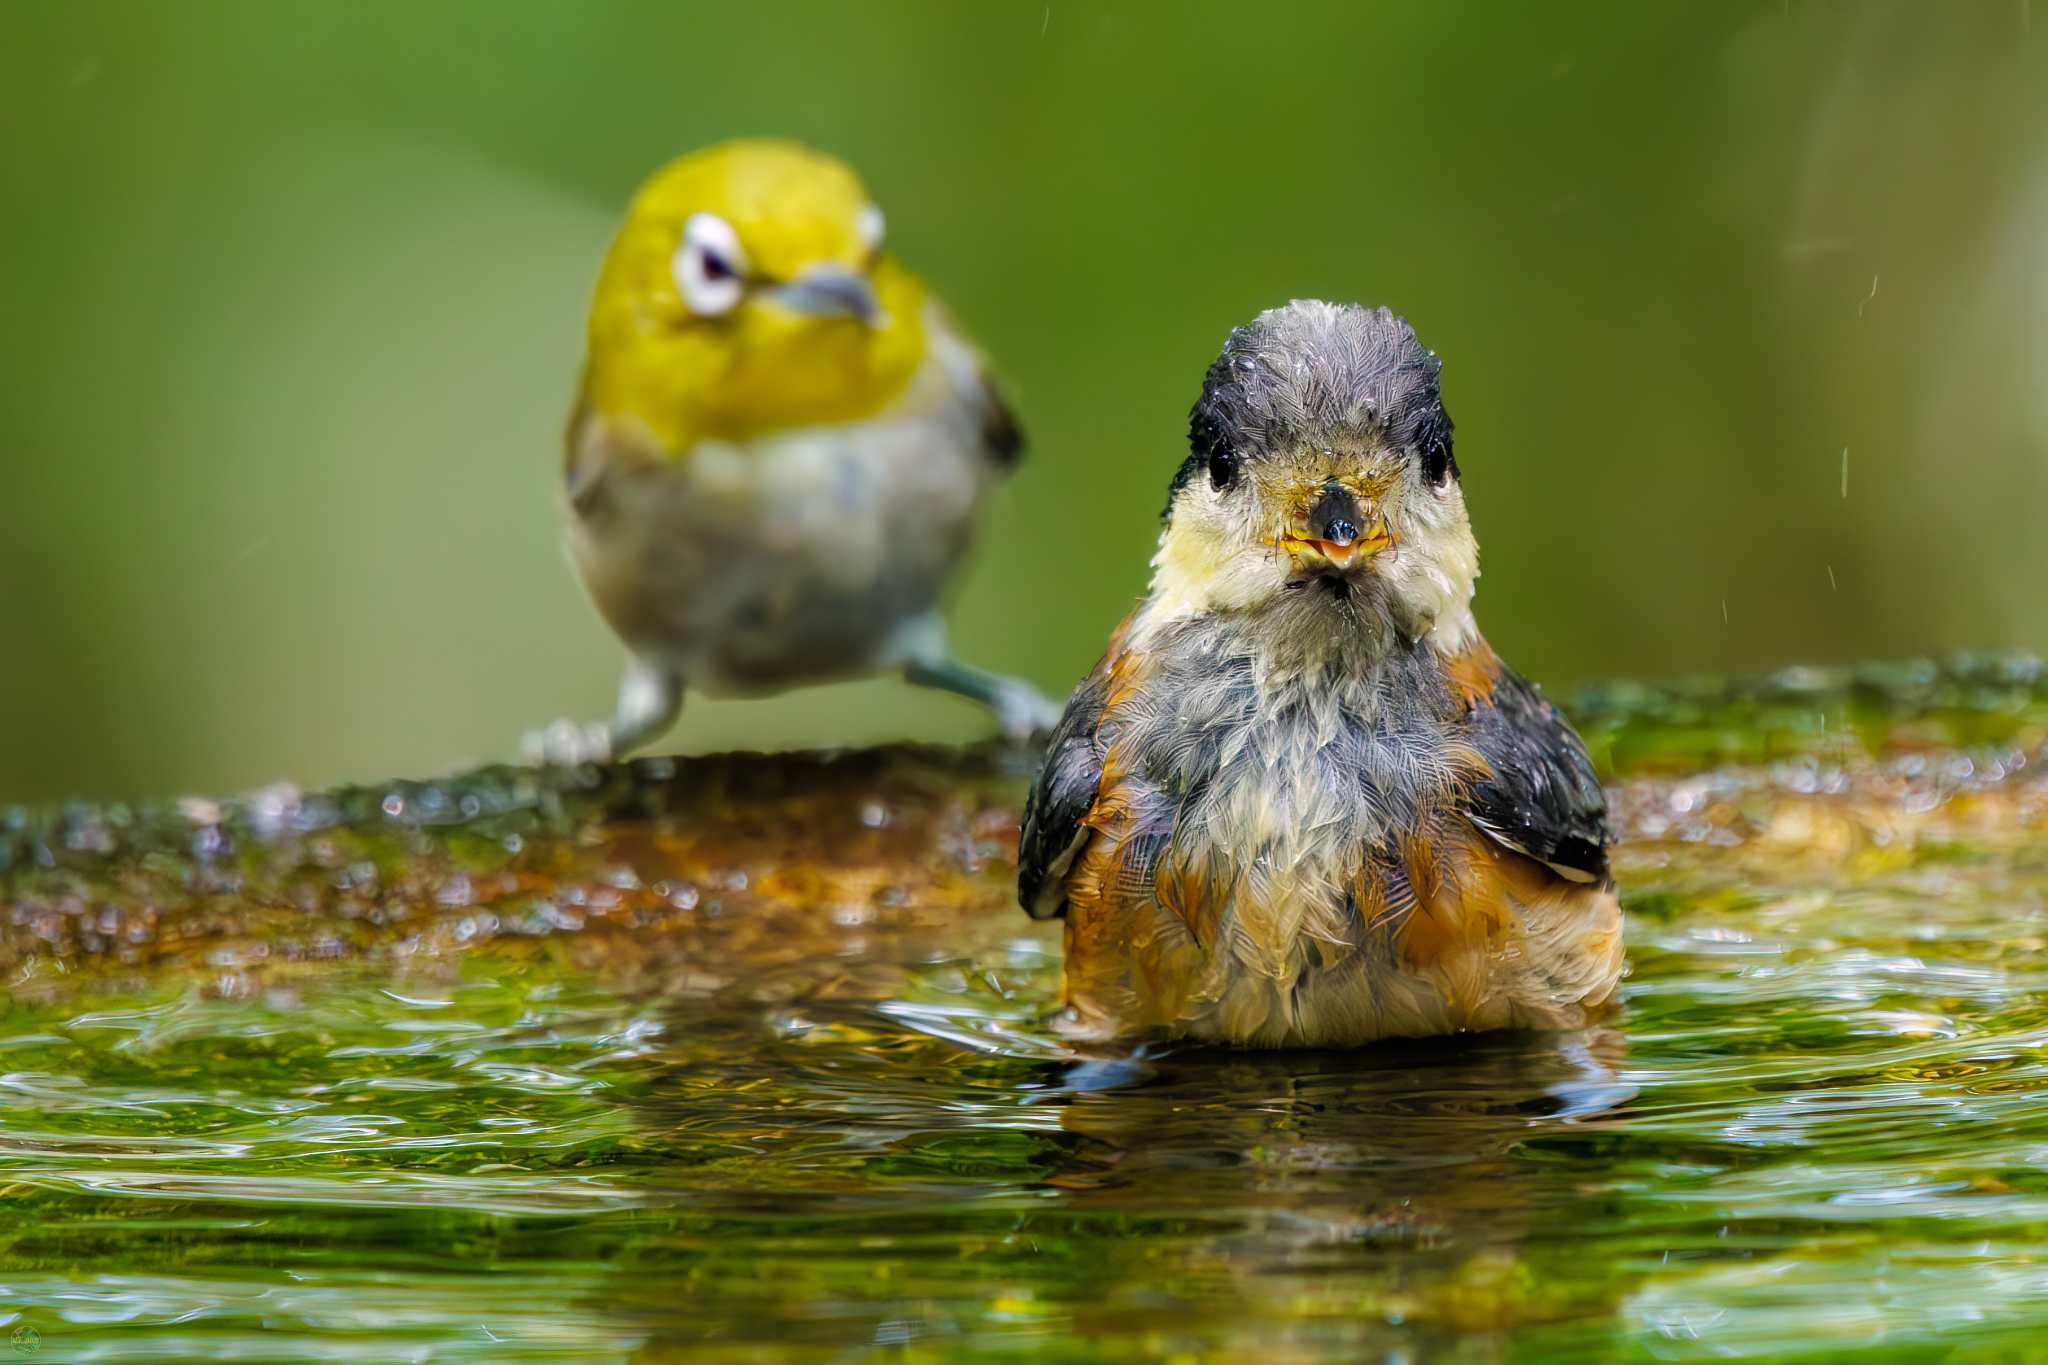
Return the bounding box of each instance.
[904,647,1060,743]
[605,655,684,756]
[524,656,682,766]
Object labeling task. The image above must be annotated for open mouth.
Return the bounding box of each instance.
[1280,522,1392,568]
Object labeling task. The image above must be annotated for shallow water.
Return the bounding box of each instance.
[4,657,2046,1362]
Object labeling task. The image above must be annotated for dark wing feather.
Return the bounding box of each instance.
[931,295,1025,469]
[1463,666,1611,884]
[1016,654,1112,919]
[978,366,1025,467]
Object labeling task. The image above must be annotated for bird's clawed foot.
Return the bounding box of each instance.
[520,718,616,768]
[987,676,1064,744]
[905,654,1061,744]
[522,658,683,769]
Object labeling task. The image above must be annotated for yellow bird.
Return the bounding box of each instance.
[531,139,1056,763]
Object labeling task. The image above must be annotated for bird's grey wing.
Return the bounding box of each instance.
[562,393,668,521]
[928,299,1024,469]
[1463,665,1612,884]
[1017,652,1114,920]
[562,394,604,516]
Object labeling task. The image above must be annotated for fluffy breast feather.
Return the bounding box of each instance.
[1040,614,1621,1047]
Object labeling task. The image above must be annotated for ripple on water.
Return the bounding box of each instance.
[3,664,2048,1360]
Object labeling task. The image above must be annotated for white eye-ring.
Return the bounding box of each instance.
[855,203,886,254]
[673,211,748,316]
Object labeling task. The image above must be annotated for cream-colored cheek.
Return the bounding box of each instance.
[1146,521,1232,621]
[1143,505,1284,627]
[1392,498,1481,651]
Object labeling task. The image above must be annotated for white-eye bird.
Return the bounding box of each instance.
[531,139,1056,763]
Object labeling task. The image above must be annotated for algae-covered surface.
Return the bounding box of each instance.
[4,655,2047,1362]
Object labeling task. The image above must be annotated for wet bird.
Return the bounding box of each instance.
[531,140,1055,763]
[1018,301,1622,1048]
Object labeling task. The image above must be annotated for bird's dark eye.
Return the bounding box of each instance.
[1420,435,1458,486]
[1207,449,1239,491]
[1415,406,1459,486]
[699,250,736,283]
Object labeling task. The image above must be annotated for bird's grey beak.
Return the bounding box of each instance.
[767,267,884,326]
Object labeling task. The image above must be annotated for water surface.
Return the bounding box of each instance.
[4,657,2046,1361]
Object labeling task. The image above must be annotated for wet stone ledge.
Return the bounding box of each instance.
[3,653,2044,991]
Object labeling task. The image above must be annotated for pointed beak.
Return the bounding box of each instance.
[765,266,884,326]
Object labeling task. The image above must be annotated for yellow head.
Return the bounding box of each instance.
[580,140,929,455]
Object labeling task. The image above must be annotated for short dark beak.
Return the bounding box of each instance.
[1309,481,1363,549]
[1283,480,1391,568]
[766,266,883,326]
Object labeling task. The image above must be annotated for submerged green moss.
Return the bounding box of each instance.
[2,655,2046,1361]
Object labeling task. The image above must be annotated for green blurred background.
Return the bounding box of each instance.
[3,1,2043,803]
